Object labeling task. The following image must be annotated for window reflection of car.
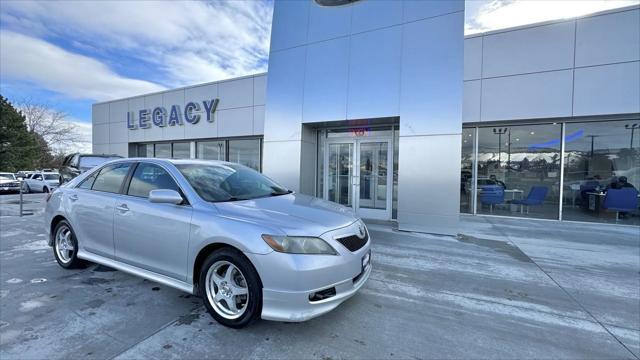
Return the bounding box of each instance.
[22,172,60,193]
[0,172,21,194]
[60,153,123,184]
[45,159,371,328]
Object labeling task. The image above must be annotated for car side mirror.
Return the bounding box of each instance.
[148,189,184,205]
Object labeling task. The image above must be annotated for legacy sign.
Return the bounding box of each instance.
[127,98,219,130]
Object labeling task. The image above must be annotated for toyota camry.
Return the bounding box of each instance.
[44,159,371,328]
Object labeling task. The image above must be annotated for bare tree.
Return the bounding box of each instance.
[16,98,86,151]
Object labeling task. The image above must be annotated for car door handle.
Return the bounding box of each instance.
[69,194,79,201]
[116,204,129,212]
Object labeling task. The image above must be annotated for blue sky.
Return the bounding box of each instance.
[0,0,638,151]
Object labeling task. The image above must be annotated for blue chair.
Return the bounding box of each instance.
[603,188,639,222]
[512,186,549,214]
[480,185,504,213]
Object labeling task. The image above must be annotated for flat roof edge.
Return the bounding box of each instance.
[93,72,267,106]
[464,4,639,39]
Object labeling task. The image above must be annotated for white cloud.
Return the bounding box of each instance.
[0,0,273,88]
[466,0,639,35]
[0,30,166,101]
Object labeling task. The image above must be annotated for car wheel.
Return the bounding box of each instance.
[53,220,84,269]
[199,248,262,328]
[43,187,49,193]
[23,184,30,193]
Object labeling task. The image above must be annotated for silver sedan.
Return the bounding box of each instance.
[44,159,371,328]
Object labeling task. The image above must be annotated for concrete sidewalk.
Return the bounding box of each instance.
[1,194,638,359]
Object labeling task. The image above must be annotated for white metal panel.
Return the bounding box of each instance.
[139,93,162,142]
[303,37,349,123]
[402,0,463,23]
[575,8,640,67]
[108,142,128,157]
[269,0,309,52]
[481,70,573,121]
[161,90,185,141]
[308,1,351,43]
[218,78,254,110]
[108,121,128,144]
[263,46,306,142]
[92,103,109,124]
[93,144,109,155]
[108,100,128,124]
[482,21,575,78]
[464,36,482,80]
[463,80,481,123]
[399,12,464,136]
[397,134,461,235]
[184,83,219,140]
[253,105,265,135]
[262,140,302,192]
[351,0,402,34]
[573,61,640,116]
[93,123,109,145]
[125,97,144,143]
[218,107,254,137]
[347,26,402,120]
[253,75,267,106]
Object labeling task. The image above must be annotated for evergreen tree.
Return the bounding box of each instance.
[0,95,38,172]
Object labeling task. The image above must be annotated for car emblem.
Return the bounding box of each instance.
[357,223,366,238]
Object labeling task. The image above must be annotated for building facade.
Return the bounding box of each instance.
[92,1,640,232]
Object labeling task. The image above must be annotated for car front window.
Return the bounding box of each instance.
[0,174,15,180]
[176,163,288,202]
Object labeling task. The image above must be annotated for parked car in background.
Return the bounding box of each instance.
[59,153,123,184]
[45,159,371,328]
[15,171,35,180]
[0,172,21,194]
[22,171,60,193]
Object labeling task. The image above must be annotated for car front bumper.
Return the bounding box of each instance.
[247,226,372,322]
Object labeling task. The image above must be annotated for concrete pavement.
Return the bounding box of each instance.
[0,193,638,359]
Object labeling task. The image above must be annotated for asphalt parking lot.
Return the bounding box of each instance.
[1,193,639,359]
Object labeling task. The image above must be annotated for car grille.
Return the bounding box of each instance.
[336,232,368,252]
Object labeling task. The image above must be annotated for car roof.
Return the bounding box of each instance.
[110,158,232,167]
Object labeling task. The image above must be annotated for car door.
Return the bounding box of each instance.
[68,162,132,259]
[113,162,192,281]
[29,174,44,192]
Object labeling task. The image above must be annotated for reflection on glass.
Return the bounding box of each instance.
[476,124,561,219]
[228,139,261,171]
[327,143,353,207]
[197,141,226,161]
[359,142,387,210]
[172,142,190,159]
[137,144,153,157]
[460,128,475,213]
[563,120,639,225]
[154,143,171,158]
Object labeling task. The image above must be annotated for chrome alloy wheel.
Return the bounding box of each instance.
[205,261,249,319]
[55,224,75,264]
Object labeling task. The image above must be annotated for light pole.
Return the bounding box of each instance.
[625,123,639,149]
[493,128,508,170]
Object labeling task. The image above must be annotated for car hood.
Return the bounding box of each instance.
[0,179,18,185]
[214,193,357,236]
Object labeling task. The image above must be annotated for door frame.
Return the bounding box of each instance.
[323,135,393,220]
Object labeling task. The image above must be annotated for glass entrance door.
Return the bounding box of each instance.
[324,138,392,219]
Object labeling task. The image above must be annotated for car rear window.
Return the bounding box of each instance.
[44,174,60,181]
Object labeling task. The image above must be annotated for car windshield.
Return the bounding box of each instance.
[0,173,16,180]
[44,174,60,181]
[79,156,121,168]
[176,163,289,202]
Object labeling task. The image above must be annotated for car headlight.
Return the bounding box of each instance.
[261,235,338,255]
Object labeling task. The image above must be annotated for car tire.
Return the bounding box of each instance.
[43,187,49,193]
[199,248,262,328]
[52,220,85,269]
[23,184,30,193]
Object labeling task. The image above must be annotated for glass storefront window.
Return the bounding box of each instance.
[197,141,226,161]
[460,128,475,213]
[172,142,190,159]
[228,139,261,171]
[563,120,639,225]
[137,144,153,157]
[476,124,561,219]
[154,143,171,159]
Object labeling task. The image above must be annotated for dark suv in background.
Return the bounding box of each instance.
[59,153,122,184]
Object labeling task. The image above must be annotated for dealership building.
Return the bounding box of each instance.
[92,1,640,233]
